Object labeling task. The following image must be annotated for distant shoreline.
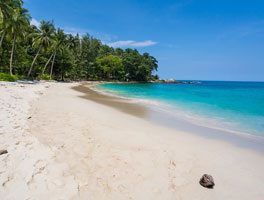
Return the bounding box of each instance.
[69,80,201,84]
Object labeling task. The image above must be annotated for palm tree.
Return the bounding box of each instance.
[0,0,12,49]
[8,7,30,75]
[49,28,67,79]
[67,34,75,48]
[0,1,10,22]
[0,0,24,49]
[27,20,55,76]
[41,49,55,79]
[67,34,80,51]
[41,28,67,79]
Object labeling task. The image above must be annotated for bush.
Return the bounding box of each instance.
[36,74,54,80]
[0,73,31,82]
[0,73,17,82]
[17,75,30,80]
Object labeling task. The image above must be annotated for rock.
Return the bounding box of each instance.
[0,150,8,155]
[199,174,215,188]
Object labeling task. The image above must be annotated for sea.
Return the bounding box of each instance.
[97,81,264,137]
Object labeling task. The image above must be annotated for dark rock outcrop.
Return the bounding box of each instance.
[199,174,215,188]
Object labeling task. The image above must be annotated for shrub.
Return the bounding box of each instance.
[17,75,30,80]
[0,73,31,82]
[36,74,54,80]
[0,73,17,82]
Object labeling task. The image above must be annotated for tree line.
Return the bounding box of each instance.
[0,0,159,81]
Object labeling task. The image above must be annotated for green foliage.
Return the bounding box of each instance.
[96,55,123,80]
[0,72,17,81]
[0,72,28,82]
[36,74,53,80]
[30,20,55,50]
[0,0,159,82]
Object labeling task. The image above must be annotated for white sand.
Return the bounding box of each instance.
[0,82,77,200]
[1,82,264,200]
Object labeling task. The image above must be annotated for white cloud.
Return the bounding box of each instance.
[29,21,155,48]
[30,18,40,28]
[63,27,87,36]
[107,40,157,48]
[63,26,117,42]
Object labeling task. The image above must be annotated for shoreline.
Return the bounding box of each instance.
[82,82,264,154]
[1,81,264,199]
[94,82,263,137]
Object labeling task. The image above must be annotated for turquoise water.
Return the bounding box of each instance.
[97,81,264,136]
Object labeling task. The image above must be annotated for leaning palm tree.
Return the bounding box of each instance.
[41,28,67,79]
[0,0,12,49]
[27,20,55,76]
[41,46,55,79]
[0,0,23,22]
[50,29,67,79]
[0,0,24,49]
[8,7,30,75]
[0,1,10,22]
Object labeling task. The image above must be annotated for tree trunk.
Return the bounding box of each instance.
[28,45,41,77]
[0,43,5,71]
[50,51,56,79]
[9,34,16,75]
[41,51,54,79]
[0,30,6,49]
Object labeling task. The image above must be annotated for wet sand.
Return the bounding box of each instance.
[72,83,149,118]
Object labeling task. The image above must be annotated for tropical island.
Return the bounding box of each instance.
[1,1,264,200]
[0,0,159,82]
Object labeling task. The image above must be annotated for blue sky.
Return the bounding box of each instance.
[24,0,264,81]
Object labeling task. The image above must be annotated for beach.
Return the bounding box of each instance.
[1,82,264,200]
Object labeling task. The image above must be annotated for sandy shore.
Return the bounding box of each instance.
[1,82,264,200]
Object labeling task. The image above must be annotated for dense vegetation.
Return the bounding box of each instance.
[0,0,159,81]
